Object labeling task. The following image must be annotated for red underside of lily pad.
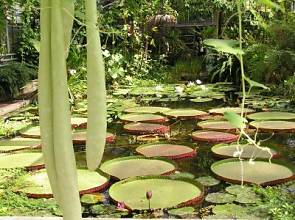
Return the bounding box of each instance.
[123,123,170,135]
[72,132,116,145]
[192,131,238,143]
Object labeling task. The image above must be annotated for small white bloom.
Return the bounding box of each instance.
[187,81,195,87]
[156,94,162,98]
[68,69,76,75]
[196,79,202,85]
[175,86,184,94]
[155,85,163,91]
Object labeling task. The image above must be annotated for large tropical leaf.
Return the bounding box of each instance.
[203,39,244,56]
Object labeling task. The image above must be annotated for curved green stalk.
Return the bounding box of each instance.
[85,0,107,170]
[39,0,81,219]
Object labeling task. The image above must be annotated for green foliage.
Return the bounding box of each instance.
[0,62,37,100]
[0,169,59,216]
[254,183,295,220]
[171,58,204,81]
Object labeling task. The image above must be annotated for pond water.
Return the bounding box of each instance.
[73,97,295,218]
[1,84,295,218]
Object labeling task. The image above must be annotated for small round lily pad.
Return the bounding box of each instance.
[247,111,295,121]
[0,152,44,170]
[17,169,110,198]
[0,137,41,147]
[212,203,252,218]
[195,176,220,187]
[168,207,196,217]
[119,113,168,123]
[205,192,236,204]
[209,107,255,115]
[197,120,237,132]
[250,121,295,133]
[109,176,204,210]
[225,185,254,195]
[211,158,295,185]
[100,156,176,180]
[164,109,208,120]
[211,143,278,159]
[80,193,106,205]
[123,123,170,135]
[72,131,115,145]
[235,191,261,204]
[136,143,197,160]
[192,131,238,143]
[124,106,170,114]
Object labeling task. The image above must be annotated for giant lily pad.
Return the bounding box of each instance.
[209,107,255,115]
[136,143,196,160]
[71,117,87,128]
[20,126,40,138]
[250,121,295,132]
[119,114,168,123]
[0,137,41,147]
[124,106,170,114]
[164,109,208,120]
[192,131,238,143]
[109,176,204,210]
[17,169,110,198]
[247,111,295,121]
[211,158,295,185]
[197,120,237,132]
[0,152,44,170]
[123,123,170,135]
[211,143,278,159]
[100,156,176,180]
[72,131,115,145]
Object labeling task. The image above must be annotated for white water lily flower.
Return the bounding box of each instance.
[68,69,76,75]
[155,85,163,91]
[187,81,195,87]
[175,86,184,94]
[196,79,202,85]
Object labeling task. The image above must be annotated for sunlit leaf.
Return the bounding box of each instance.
[258,0,283,11]
[244,76,269,90]
[224,111,247,130]
[203,39,244,56]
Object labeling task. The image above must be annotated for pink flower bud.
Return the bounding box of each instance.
[117,201,125,210]
[146,190,152,200]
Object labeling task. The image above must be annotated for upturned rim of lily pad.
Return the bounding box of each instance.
[123,123,170,135]
[123,106,171,114]
[249,120,295,133]
[164,109,209,120]
[191,131,238,143]
[197,120,238,133]
[211,158,295,186]
[209,107,255,116]
[72,131,116,145]
[108,175,204,210]
[247,111,295,121]
[119,113,169,124]
[17,169,110,198]
[211,143,280,159]
[100,156,177,180]
[136,143,197,160]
